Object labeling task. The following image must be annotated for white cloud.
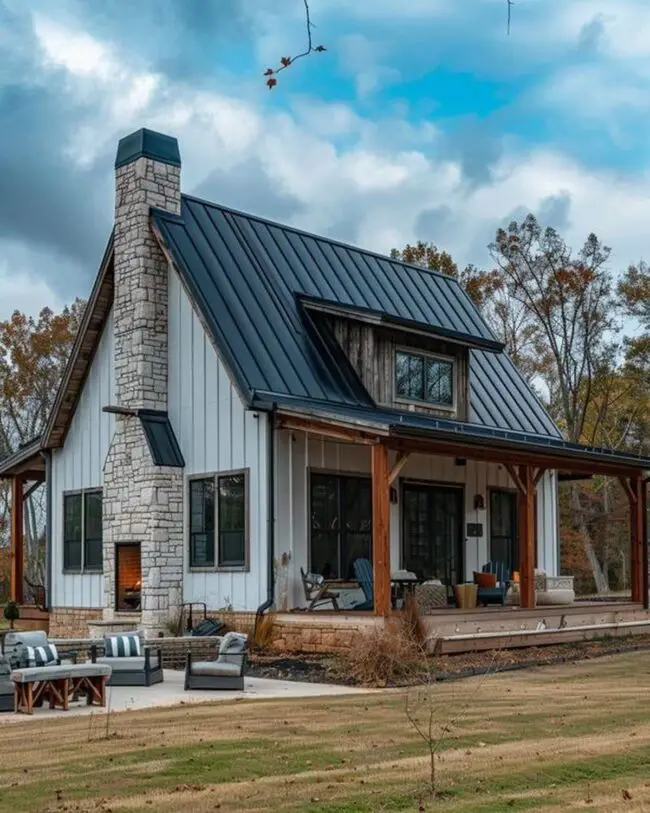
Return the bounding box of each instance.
[14,8,650,323]
[0,258,63,320]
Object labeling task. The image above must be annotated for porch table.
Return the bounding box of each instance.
[391,577,424,607]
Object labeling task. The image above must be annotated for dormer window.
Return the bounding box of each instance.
[395,349,454,408]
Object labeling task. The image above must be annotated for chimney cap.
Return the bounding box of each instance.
[115,128,181,170]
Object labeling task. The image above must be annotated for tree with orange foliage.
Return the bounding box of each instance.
[0,301,85,590]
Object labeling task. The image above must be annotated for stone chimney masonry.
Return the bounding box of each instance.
[103,129,184,634]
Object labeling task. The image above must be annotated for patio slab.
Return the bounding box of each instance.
[0,669,372,723]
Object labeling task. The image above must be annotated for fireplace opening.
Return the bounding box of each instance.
[116,543,142,611]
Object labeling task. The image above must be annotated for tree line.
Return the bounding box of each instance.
[1,215,648,595]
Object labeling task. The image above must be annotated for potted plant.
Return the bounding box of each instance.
[3,601,19,630]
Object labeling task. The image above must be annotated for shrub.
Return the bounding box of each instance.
[3,601,19,629]
[344,603,431,687]
[253,612,275,651]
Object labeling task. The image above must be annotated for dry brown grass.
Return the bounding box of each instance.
[342,598,430,686]
[2,652,650,811]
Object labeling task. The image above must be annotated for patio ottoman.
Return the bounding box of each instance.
[12,663,112,715]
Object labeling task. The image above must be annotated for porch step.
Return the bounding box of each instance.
[436,619,650,654]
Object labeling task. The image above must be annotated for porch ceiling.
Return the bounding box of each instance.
[273,403,650,477]
[0,438,45,480]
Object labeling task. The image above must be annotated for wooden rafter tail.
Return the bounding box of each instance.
[388,451,411,485]
[505,464,526,495]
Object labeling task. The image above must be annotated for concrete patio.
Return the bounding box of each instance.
[0,669,372,723]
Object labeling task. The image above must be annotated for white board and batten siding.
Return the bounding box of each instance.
[275,431,559,609]
[50,310,116,609]
[168,268,268,614]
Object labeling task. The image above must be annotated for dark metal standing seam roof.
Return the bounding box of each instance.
[152,196,562,440]
[139,411,185,468]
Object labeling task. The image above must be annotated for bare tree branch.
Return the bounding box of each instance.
[264,0,326,88]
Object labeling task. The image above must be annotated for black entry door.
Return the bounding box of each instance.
[310,473,372,580]
[402,483,463,586]
[490,490,518,571]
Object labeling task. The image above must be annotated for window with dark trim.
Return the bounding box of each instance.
[63,489,103,573]
[310,473,372,580]
[395,350,454,406]
[189,471,249,569]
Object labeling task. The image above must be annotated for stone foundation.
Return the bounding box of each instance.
[49,608,104,638]
[267,614,380,653]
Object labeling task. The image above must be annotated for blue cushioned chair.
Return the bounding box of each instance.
[352,558,374,611]
[475,561,511,606]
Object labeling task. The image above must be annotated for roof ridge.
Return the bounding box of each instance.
[179,193,466,287]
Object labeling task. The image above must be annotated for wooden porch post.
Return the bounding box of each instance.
[623,476,643,603]
[10,475,24,604]
[372,443,391,617]
[639,478,650,610]
[632,475,645,605]
[518,465,536,609]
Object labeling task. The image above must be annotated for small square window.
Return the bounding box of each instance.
[395,350,454,407]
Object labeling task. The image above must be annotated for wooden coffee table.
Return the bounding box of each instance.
[12,664,112,715]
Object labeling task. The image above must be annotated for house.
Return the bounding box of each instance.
[1,128,649,646]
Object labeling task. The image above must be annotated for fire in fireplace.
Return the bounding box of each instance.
[116,543,142,611]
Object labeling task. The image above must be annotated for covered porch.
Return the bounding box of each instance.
[275,404,650,621]
[0,438,49,619]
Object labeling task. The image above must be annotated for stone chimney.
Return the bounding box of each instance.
[103,129,184,634]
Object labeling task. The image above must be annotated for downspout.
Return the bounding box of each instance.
[40,450,52,612]
[255,407,276,631]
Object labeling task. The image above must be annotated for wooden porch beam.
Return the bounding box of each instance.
[276,415,382,445]
[505,464,526,496]
[10,475,24,604]
[23,480,43,501]
[518,464,536,609]
[390,437,645,478]
[372,443,391,618]
[534,467,547,486]
[388,451,411,486]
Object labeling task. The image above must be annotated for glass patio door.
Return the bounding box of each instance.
[401,483,463,586]
[490,490,518,571]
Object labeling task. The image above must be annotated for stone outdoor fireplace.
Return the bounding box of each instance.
[115,543,142,612]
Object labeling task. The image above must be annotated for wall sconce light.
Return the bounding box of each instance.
[473,494,485,510]
[390,487,398,504]
[455,458,467,466]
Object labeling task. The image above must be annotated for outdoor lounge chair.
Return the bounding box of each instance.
[184,632,248,691]
[475,561,510,606]
[352,558,374,611]
[90,630,163,687]
[300,568,340,610]
[3,630,75,669]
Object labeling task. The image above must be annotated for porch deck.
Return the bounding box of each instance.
[273,599,650,654]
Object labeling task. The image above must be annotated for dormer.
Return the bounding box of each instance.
[299,296,504,422]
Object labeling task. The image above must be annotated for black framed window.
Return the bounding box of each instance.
[395,350,453,406]
[189,478,216,567]
[63,489,103,572]
[218,473,246,567]
[189,471,249,569]
[310,473,372,580]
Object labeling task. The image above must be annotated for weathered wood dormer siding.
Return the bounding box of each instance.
[329,317,469,420]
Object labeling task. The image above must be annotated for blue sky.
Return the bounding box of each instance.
[2,0,650,318]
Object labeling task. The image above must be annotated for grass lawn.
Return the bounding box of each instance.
[2,652,650,812]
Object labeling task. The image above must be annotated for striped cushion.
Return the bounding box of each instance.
[22,643,58,668]
[104,635,141,658]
